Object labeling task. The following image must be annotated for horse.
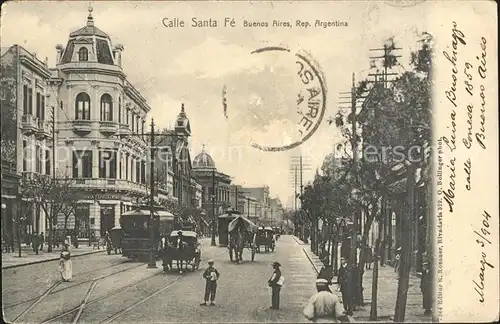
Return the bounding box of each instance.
[229,229,245,263]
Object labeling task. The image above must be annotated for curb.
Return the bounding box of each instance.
[2,249,106,269]
[291,235,309,246]
[302,247,320,274]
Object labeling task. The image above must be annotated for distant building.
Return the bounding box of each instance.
[229,185,258,222]
[1,45,52,243]
[191,145,232,227]
[269,197,283,225]
[240,186,270,221]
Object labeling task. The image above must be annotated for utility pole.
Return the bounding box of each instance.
[294,165,298,236]
[147,119,157,268]
[368,44,402,88]
[394,119,415,322]
[211,168,216,246]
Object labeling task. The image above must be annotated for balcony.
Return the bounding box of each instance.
[73,120,92,134]
[119,124,131,135]
[99,121,118,135]
[21,115,39,135]
[36,119,52,139]
[70,178,147,195]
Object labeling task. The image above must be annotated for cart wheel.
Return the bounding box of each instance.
[229,247,233,262]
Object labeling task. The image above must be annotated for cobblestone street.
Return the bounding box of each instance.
[107,235,319,323]
[2,236,324,323]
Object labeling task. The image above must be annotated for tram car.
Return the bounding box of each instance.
[120,209,176,260]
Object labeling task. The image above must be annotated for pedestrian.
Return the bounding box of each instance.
[3,233,11,252]
[303,278,349,323]
[200,259,219,306]
[421,260,432,315]
[318,258,334,285]
[364,244,373,270]
[337,257,354,315]
[40,232,45,251]
[32,232,40,255]
[268,261,283,309]
[59,243,73,282]
[379,238,385,266]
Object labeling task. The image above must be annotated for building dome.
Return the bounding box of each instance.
[193,145,216,169]
[59,6,116,65]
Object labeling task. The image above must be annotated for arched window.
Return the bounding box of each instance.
[100,94,113,121]
[78,47,88,61]
[75,92,91,120]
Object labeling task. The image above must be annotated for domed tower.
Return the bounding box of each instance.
[192,145,216,169]
[175,103,191,137]
[56,6,124,67]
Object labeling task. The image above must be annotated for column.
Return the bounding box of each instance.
[131,157,135,182]
[114,203,121,228]
[90,202,100,238]
[92,147,99,178]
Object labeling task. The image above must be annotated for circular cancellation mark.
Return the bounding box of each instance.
[248,46,327,152]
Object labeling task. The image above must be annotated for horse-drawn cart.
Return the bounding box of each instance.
[106,226,124,255]
[256,226,275,252]
[228,216,258,263]
[161,230,201,273]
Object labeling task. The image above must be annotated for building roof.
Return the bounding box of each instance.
[60,7,114,65]
[69,7,110,39]
[193,145,216,169]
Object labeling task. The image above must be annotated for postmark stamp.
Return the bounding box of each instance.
[248,46,327,152]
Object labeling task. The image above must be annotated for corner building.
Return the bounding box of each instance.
[54,11,150,238]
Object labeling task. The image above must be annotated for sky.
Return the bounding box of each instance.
[1,0,432,207]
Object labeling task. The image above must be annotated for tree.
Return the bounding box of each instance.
[21,174,75,252]
[59,188,84,240]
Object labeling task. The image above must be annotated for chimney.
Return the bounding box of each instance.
[56,44,64,64]
[113,44,124,67]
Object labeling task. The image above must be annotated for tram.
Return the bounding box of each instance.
[120,208,176,260]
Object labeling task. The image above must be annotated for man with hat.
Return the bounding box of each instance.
[201,259,220,306]
[268,261,283,309]
[338,257,354,315]
[303,278,349,323]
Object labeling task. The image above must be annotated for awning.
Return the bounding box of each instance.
[228,215,258,233]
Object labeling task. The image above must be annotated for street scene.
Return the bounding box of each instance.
[1,1,438,323]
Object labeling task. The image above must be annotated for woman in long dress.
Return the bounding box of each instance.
[59,244,73,282]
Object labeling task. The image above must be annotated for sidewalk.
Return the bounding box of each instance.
[2,244,105,269]
[354,264,432,323]
[294,236,355,322]
[294,236,431,323]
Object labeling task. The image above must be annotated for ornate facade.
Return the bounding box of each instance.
[191,146,232,224]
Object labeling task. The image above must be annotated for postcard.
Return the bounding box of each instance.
[1,0,498,323]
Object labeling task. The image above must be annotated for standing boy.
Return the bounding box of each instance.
[201,259,220,306]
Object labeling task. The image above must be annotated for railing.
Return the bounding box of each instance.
[70,178,148,194]
[36,119,51,138]
[99,121,119,133]
[73,120,92,132]
[21,115,39,132]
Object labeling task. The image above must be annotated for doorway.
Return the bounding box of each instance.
[100,205,115,236]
